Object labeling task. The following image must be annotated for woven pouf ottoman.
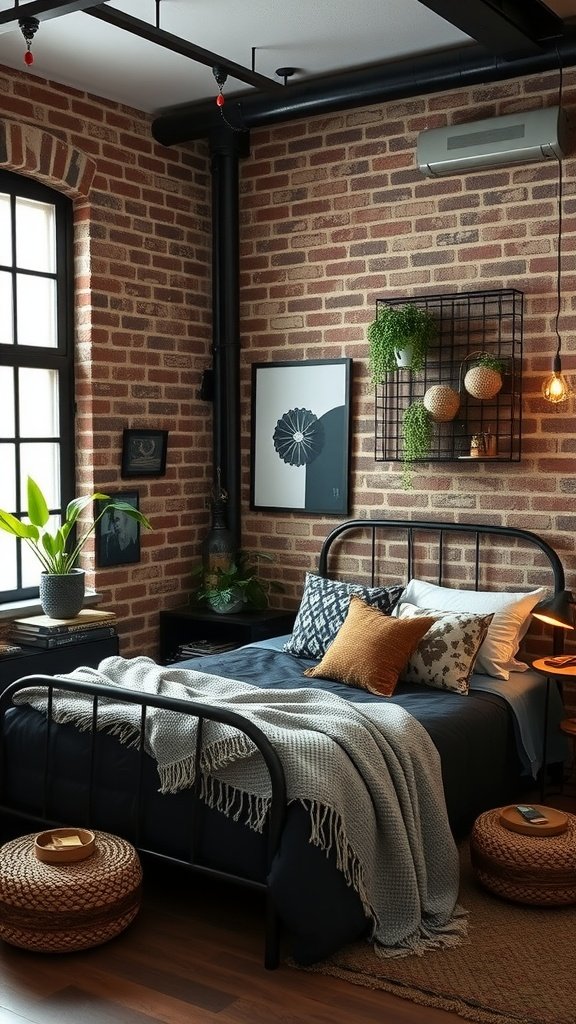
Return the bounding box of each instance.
[470,807,576,906]
[0,830,142,952]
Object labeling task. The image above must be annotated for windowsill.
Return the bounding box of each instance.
[0,591,103,622]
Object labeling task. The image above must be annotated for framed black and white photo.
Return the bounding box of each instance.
[95,491,141,567]
[121,428,168,478]
[250,359,352,515]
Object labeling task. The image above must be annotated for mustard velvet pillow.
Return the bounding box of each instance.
[304,596,436,697]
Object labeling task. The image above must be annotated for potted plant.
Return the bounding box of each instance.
[0,477,151,618]
[401,400,434,490]
[191,551,284,614]
[368,303,437,385]
[464,353,505,400]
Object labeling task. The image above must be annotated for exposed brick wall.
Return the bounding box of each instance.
[238,67,576,704]
[0,65,213,658]
[2,61,575,706]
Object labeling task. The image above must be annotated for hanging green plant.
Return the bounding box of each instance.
[367,303,437,385]
[401,400,434,489]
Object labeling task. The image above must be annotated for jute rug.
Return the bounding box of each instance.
[299,846,576,1024]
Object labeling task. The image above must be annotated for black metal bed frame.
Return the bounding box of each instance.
[0,518,566,969]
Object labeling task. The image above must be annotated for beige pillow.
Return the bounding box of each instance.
[304,596,435,697]
[397,603,493,694]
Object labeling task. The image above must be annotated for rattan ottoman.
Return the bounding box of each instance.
[0,830,142,952]
[470,807,576,906]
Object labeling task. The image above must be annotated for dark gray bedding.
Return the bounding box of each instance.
[0,643,522,963]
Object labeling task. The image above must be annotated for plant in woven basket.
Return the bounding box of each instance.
[367,303,437,385]
[401,400,434,489]
[464,353,505,401]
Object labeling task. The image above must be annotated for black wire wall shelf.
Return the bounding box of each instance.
[374,288,523,464]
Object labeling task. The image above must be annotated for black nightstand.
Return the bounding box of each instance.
[0,634,120,694]
[159,606,296,664]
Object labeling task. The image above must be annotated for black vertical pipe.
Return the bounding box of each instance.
[209,125,248,548]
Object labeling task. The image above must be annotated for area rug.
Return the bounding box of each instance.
[298,846,576,1024]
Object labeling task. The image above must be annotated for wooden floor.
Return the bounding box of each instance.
[1,788,574,1024]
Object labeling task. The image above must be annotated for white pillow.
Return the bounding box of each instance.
[397,579,546,680]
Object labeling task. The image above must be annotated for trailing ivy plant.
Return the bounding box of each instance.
[401,400,434,490]
[368,303,437,385]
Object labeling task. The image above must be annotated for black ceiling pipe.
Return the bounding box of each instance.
[152,33,576,146]
[209,126,248,549]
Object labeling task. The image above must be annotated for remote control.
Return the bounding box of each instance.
[515,805,548,824]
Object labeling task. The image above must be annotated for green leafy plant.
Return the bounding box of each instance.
[368,303,437,385]
[470,353,505,373]
[191,550,284,612]
[401,400,434,489]
[0,476,151,575]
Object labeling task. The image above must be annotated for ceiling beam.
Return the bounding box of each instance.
[84,4,283,93]
[0,1,109,31]
[416,0,565,57]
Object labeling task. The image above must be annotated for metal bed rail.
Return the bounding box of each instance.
[0,674,287,969]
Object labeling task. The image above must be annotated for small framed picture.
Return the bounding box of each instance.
[121,428,168,478]
[95,491,141,567]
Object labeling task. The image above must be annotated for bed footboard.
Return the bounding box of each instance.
[0,674,288,969]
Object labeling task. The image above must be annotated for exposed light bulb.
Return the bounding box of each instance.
[542,370,570,403]
[542,353,572,404]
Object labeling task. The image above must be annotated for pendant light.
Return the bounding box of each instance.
[542,62,572,404]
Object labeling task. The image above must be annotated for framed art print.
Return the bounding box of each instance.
[250,359,352,515]
[121,429,168,478]
[95,490,141,567]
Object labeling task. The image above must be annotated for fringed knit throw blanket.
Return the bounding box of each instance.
[14,655,466,957]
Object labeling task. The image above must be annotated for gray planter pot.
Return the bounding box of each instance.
[39,569,85,619]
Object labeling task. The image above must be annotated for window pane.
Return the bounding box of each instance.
[0,444,16,511]
[0,533,17,592]
[0,193,11,266]
[0,271,14,345]
[15,196,56,273]
[20,443,60,510]
[0,369,15,436]
[19,368,59,437]
[16,274,57,348]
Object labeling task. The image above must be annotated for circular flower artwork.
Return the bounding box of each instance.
[273,408,325,467]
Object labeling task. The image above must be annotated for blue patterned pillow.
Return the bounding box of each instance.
[284,573,403,660]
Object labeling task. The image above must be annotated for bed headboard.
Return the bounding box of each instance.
[317,519,566,654]
[315,516,561,598]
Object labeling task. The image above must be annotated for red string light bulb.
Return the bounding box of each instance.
[19,17,39,67]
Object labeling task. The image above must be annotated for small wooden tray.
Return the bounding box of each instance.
[499,805,569,837]
[35,828,95,864]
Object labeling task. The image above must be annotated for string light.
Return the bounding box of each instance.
[19,17,39,67]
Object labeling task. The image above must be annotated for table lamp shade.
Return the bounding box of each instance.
[532,590,575,630]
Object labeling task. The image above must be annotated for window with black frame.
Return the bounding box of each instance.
[0,171,75,604]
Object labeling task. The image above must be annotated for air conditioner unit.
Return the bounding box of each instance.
[417,106,568,177]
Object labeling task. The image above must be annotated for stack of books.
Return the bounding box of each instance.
[9,609,117,649]
[175,639,238,660]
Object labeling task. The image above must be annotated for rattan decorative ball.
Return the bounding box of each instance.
[422,385,460,423]
[464,365,503,400]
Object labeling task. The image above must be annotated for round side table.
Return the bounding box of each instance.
[560,717,576,787]
[530,658,576,800]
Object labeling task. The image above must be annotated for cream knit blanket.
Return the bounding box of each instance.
[14,655,466,957]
